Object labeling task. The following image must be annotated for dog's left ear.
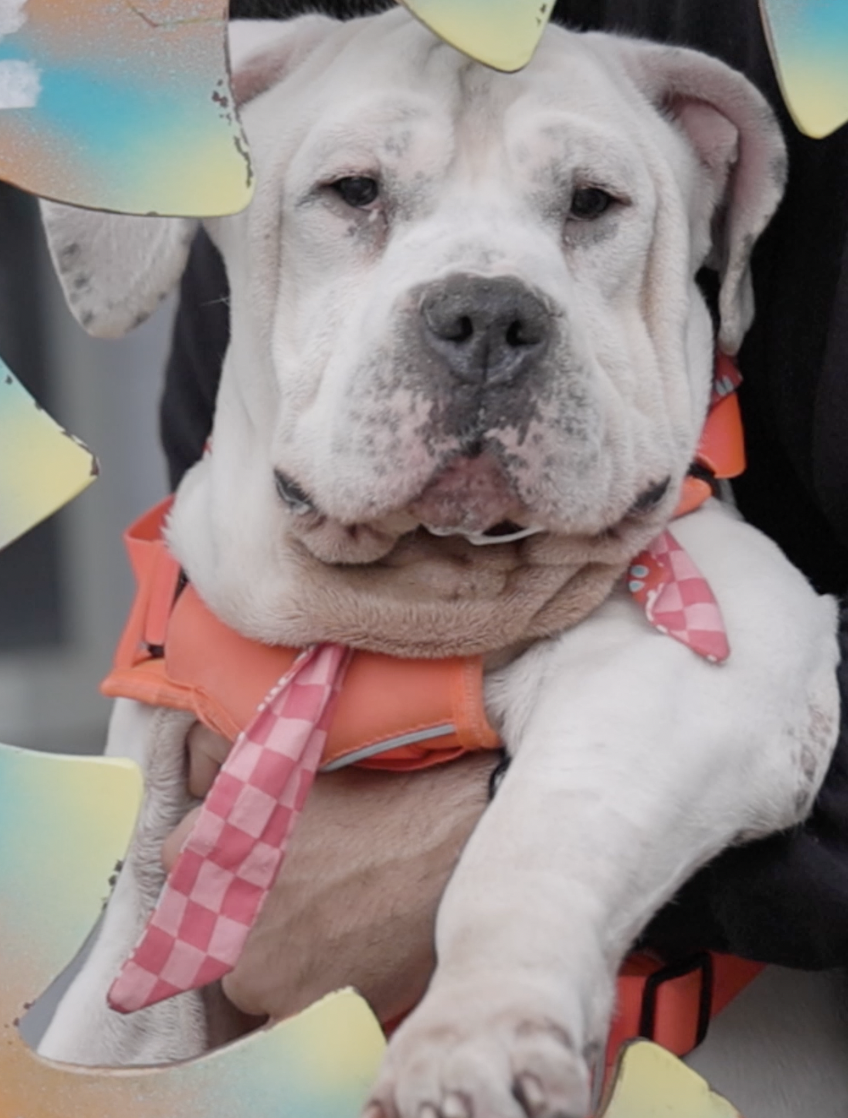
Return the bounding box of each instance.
[40,204,197,339]
[40,16,334,340]
[607,38,787,355]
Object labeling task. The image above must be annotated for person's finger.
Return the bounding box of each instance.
[162,805,202,871]
[186,722,231,798]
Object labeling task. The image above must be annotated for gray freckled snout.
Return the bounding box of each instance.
[420,274,552,386]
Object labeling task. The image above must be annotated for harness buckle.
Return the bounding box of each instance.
[637,951,714,1052]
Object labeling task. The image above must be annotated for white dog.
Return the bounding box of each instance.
[37,11,841,1117]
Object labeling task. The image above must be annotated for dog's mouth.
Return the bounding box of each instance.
[274,459,673,562]
[422,519,544,546]
[274,454,543,556]
[405,452,542,544]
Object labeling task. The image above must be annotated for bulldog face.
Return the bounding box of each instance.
[271,62,678,540]
[42,11,785,616]
[208,12,768,565]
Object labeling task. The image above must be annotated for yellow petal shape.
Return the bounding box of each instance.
[599,1041,742,1118]
[399,0,553,72]
[0,357,97,550]
[0,0,252,216]
[0,741,385,1118]
[759,0,848,138]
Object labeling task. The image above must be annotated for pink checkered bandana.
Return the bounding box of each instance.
[627,529,729,664]
[108,642,352,1013]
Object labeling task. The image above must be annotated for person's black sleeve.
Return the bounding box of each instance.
[160,231,229,490]
[642,612,848,968]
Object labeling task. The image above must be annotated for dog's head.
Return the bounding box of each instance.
[42,11,785,638]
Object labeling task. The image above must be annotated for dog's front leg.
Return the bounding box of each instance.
[366,503,840,1118]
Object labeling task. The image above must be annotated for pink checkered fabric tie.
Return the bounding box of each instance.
[627,529,729,664]
[108,642,352,1014]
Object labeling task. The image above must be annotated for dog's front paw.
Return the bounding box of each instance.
[364,981,592,1118]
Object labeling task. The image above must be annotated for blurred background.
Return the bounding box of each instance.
[0,181,171,754]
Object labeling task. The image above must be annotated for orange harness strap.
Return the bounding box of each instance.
[606,952,763,1072]
[675,354,745,516]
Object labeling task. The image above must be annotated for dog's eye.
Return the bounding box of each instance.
[331,176,380,208]
[569,187,613,220]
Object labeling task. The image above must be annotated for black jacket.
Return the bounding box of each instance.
[161,0,848,969]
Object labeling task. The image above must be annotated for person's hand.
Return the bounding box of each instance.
[163,724,492,1024]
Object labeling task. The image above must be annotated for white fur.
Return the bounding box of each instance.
[38,12,842,1116]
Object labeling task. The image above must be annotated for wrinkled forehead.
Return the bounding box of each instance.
[252,16,655,188]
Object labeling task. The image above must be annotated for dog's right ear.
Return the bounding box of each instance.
[228,15,335,107]
[40,16,335,340]
[602,36,787,356]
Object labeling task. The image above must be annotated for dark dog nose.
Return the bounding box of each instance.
[420,274,551,386]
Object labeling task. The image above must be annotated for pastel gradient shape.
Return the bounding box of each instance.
[599,1041,742,1117]
[398,0,553,72]
[760,0,848,138]
[0,356,97,550]
[0,0,252,216]
[0,740,386,1118]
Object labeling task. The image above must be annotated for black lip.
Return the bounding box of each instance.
[478,519,524,538]
[628,476,671,516]
[274,470,315,516]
